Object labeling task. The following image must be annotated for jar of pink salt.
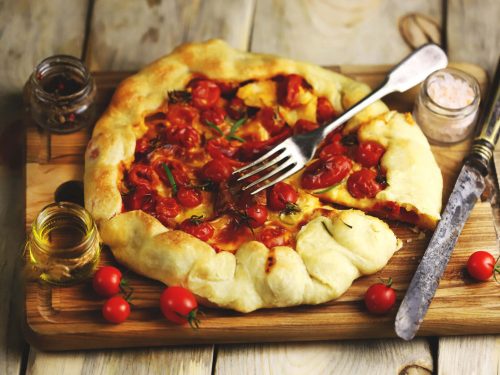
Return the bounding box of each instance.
[413,68,480,144]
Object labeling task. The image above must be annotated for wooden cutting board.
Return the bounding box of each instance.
[23,65,500,351]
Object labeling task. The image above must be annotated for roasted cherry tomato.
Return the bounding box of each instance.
[102,296,130,324]
[347,169,383,199]
[126,185,155,212]
[259,107,285,135]
[206,137,239,159]
[268,182,298,211]
[93,266,122,297]
[259,226,291,248]
[200,106,226,126]
[364,279,396,314]
[176,187,202,208]
[301,155,352,190]
[319,133,348,160]
[179,217,215,241]
[467,251,499,281]
[355,141,385,168]
[245,205,268,228]
[160,286,200,327]
[191,80,221,109]
[316,97,336,124]
[239,127,292,161]
[294,119,319,134]
[226,97,247,120]
[127,164,155,187]
[278,74,303,108]
[201,159,233,183]
[156,197,180,218]
[166,126,200,149]
[167,104,198,127]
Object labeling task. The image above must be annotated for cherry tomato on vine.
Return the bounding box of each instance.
[364,278,396,314]
[102,296,131,324]
[160,286,200,327]
[179,217,214,241]
[93,266,123,297]
[466,251,500,281]
[268,182,298,211]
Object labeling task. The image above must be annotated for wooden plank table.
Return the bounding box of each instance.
[1,0,499,373]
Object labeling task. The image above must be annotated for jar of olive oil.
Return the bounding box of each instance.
[26,202,100,285]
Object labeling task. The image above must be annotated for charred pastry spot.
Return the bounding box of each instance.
[145,112,167,123]
[89,147,100,159]
[265,249,276,273]
[168,90,192,104]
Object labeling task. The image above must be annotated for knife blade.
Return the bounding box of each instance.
[395,58,500,341]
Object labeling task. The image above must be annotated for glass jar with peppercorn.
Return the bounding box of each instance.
[24,55,96,134]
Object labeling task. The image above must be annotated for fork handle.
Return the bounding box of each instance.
[320,43,448,140]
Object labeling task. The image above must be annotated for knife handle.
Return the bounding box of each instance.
[469,58,500,174]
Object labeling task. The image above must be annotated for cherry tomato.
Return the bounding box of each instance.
[160,286,200,327]
[319,133,348,160]
[294,119,319,134]
[156,197,180,218]
[245,205,268,228]
[166,126,200,149]
[125,185,155,212]
[239,127,292,161]
[268,182,298,211]
[467,251,499,281]
[201,159,233,183]
[259,107,285,135]
[355,141,385,168]
[102,296,130,324]
[179,217,215,241]
[364,280,396,314]
[259,226,291,248]
[347,169,383,199]
[127,164,155,187]
[176,187,202,208]
[226,97,247,120]
[301,155,352,189]
[278,74,303,108]
[206,137,239,159]
[191,80,221,109]
[93,266,122,297]
[167,104,198,127]
[200,106,226,126]
[316,97,336,124]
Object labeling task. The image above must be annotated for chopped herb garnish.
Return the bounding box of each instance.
[281,203,301,215]
[340,219,353,229]
[226,134,245,143]
[321,221,335,237]
[204,120,224,135]
[162,163,178,195]
[168,90,192,104]
[189,215,204,225]
[313,181,342,194]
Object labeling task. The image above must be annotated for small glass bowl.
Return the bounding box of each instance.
[413,68,480,145]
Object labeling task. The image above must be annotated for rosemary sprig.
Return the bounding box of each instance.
[162,163,178,195]
[226,134,245,143]
[321,221,334,237]
[204,120,224,135]
[340,219,353,229]
[226,117,247,143]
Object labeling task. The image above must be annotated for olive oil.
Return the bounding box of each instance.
[27,202,100,285]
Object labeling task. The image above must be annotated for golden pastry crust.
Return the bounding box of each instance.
[84,40,438,312]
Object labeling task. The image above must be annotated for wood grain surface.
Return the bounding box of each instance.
[23,68,500,351]
[86,0,256,71]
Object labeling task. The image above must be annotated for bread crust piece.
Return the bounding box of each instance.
[84,40,409,312]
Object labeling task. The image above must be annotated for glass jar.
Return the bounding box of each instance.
[413,68,480,144]
[24,55,96,134]
[26,202,101,285]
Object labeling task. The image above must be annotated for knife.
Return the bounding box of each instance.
[395,58,500,341]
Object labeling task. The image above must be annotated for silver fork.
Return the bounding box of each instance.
[233,43,448,195]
